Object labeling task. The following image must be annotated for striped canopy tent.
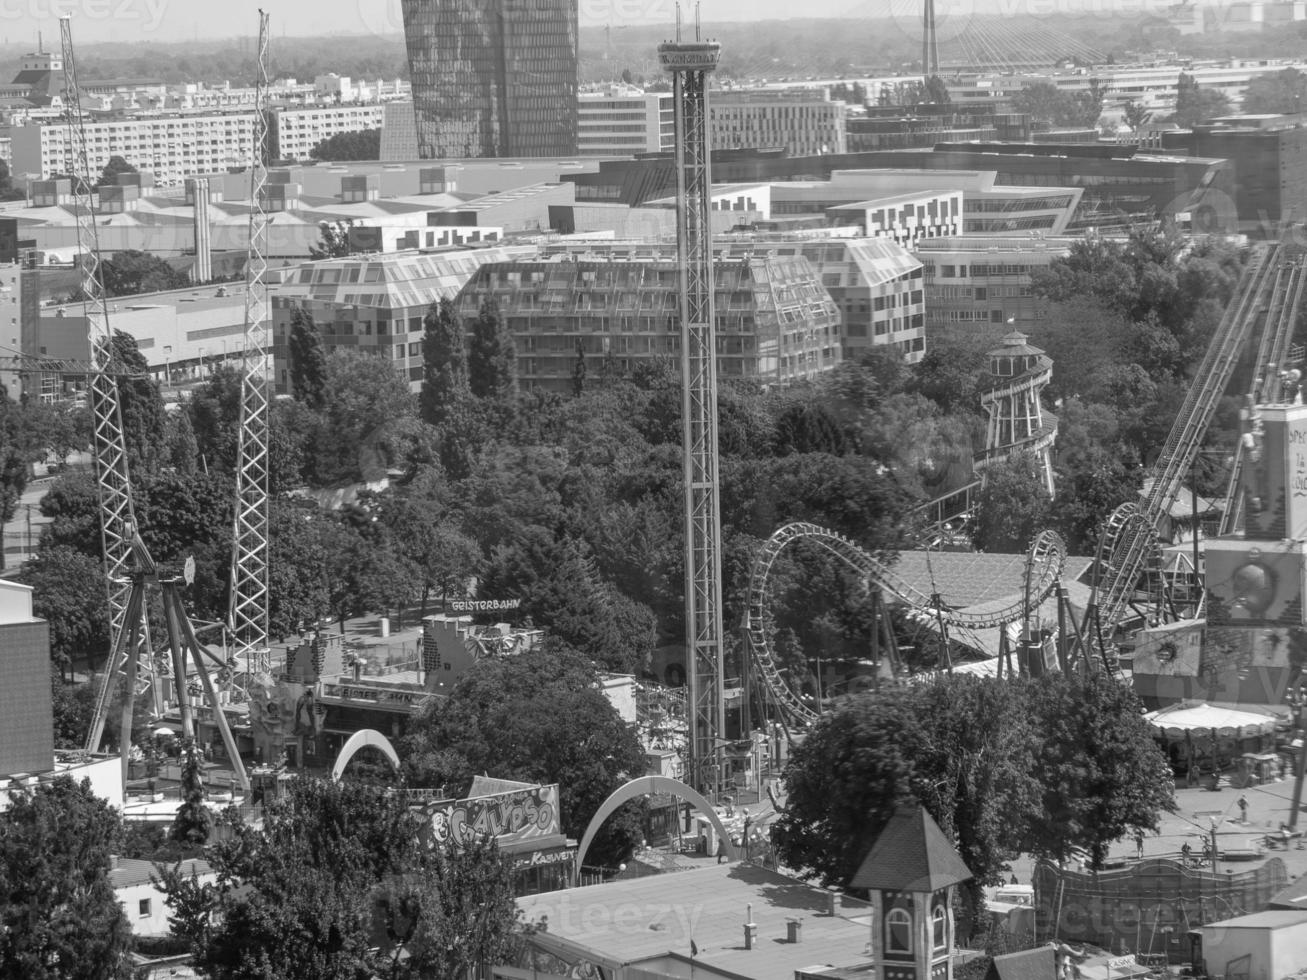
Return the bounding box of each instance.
[1143,702,1280,740]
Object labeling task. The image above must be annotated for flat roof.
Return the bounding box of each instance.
[1204,909,1307,929]
[517,863,872,978]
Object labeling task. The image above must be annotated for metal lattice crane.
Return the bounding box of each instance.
[60,15,157,751]
[229,9,272,674]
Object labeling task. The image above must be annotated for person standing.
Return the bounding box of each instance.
[1134,829,1145,860]
[1239,794,1249,823]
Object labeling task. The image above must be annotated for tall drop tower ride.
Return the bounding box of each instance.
[659,13,725,801]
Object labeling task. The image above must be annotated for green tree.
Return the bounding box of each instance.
[111,330,167,470]
[1122,100,1152,131]
[1242,67,1307,114]
[50,671,97,749]
[972,453,1051,553]
[186,363,243,474]
[0,158,26,201]
[99,250,188,296]
[17,545,109,675]
[171,740,213,847]
[172,777,519,980]
[772,675,1039,889]
[572,338,587,397]
[308,128,381,161]
[468,297,516,400]
[418,297,468,428]
[373,837,521,979]
[94,154,138,189]
[0,776,134,979]
[1019,671,1174,868]
[1168,72,1231,127]
[401,644,647,867]
[288,305,328,410]
[308,220,353,260]
[312,349,417,485]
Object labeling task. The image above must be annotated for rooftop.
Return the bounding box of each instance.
[850,804,972,893]
[1202,909,1307,930]
[516,863,873,979]
[109,856,212,890]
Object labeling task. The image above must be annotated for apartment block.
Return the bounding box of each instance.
[916,236,1076,332]
[454,252,842,390]
[578,90,674,157]
[711,88,847,157]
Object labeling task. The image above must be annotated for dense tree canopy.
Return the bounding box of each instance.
[308,128,381,161]
[773,672,1173,891]
[167,777,519,980]
[0,777,134,979]
[1242,67,1307,114]
[400,644,648,867]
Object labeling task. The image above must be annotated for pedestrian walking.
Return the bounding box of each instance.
[1239,794,1249,823]
[1134,829,1145,859]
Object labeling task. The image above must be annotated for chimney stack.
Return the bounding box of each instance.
[743,903,757,949]
[786,917,802,943]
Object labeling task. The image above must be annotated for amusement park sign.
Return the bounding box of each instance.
[420,784,560,852]
[448,598,522,613]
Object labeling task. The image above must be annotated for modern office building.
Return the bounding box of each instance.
[269,245,534,395]
[915,236,1076,332]
[578,89,674,157]
[452,252,842,390]
[543,235,925,363]
[1162,118,1307,237]
[711,88,847,157]
[560,144,1227,231]
[400,0,578,159]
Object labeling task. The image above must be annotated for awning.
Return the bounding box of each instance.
[1144,702,1279,739]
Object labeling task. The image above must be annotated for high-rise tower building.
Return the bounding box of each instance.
[400,0,578,159]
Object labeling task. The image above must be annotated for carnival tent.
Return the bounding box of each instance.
[1144,702,1280,739]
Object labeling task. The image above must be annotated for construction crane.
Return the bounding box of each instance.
[1081,244,1283,664]
[228,8,272,677]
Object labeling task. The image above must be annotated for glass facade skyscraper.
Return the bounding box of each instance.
[401,0,578,159]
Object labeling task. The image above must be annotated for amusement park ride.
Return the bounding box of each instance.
[71,11,275,795]
[740,241,1307,743]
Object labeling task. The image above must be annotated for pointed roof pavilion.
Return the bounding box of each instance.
[850,804,974,893]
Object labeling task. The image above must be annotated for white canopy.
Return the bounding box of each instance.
[1144,702,1278,740]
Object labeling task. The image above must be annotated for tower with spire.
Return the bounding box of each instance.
[974,330,1058,496]
[852,804,973,980]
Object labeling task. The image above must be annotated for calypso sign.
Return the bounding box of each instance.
[421,784,560,851]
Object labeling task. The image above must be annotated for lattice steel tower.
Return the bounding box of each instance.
[659,12,725,801]
[229,9,272,674]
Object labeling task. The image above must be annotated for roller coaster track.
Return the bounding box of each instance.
[1086,244,1279,643]
[744,522,1067,727]
[1219,260,1306,537]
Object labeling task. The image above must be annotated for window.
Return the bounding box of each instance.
[138,898,151,917]
[886,908,911,952]
[933,905,947,951]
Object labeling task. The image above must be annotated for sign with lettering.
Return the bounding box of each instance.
[322,683,422,706]
[420,784,560,852]
[448,598,521,613]
[510,846,575,871]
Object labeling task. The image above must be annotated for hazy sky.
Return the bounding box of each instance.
[10,0,904,46]
[11,0,1185,46]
